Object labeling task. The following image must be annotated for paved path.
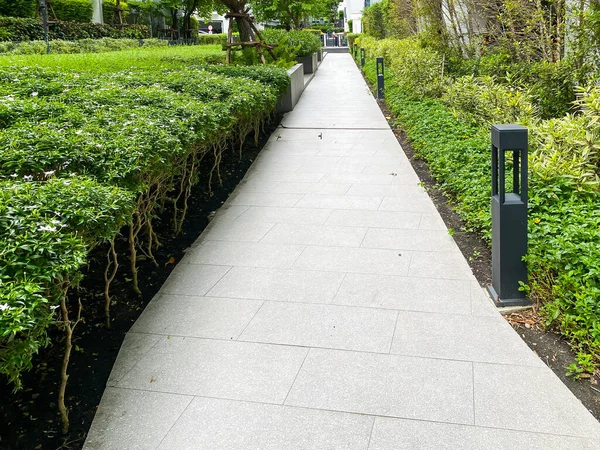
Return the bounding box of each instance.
[85,54,600,449]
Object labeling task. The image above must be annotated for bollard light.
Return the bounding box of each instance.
[376,57,384,99]
[360,47,365,67]
[487,124,531,307]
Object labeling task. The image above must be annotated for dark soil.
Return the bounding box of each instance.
[0,115,282,450]
[371,90,600,421]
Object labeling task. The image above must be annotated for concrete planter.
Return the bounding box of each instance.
[317,49,323,62]
[276,63,305,113]
[296,52,318,74]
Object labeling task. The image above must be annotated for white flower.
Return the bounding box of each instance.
[10,173,17,178]
[31,92,38,97]
[39,225,57,232]
[74,130,82,135]
[23,175,33,181]
[50,305,59,311]
[0,303,10,311]
[43,170,55,177]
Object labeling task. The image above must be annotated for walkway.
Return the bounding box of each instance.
[84,54,600,449]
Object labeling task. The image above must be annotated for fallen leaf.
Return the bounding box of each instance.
[165,257,175,266]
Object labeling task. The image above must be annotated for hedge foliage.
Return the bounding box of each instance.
[0,47,289,388]
[356,36,600,372]
[0,37,168,55]
[0,16,150,42]
[262,28,322,57]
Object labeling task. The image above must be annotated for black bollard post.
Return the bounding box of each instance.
[487,125,531,307]
[360,47,365,67]
[376,57,384,99]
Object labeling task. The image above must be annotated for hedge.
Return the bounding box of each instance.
[0,16,150,42]
[0,37,168,55]
[0,48,289,392]
[262,29,322,57]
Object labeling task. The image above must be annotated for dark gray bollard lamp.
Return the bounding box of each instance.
[360,47,365,67]
[487,124,531,307]
[376,57,384,99]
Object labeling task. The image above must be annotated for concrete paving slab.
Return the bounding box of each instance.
[116,337,308,404]
[391,310,545,366]
[293,246,412,276]
[84,388,192,450]
[236,206,333,225]
[474,363,600,438]
[271,181,351,195]
[361,228,459,252]
[333,273,473,315]
[186,240,304,269]
[158,263,231,297]
[345,183,425,197]
[325,209,422,229]
[285,349,474,424]
[261,223,367,247]
[130,294,263,339]
[408,250,475,280]
[207,266,345,304]
[106,332,163,387]
[379,195,439,213]
[227,192,303,207]
[369,417,600,450]
[239,301,397,353]
[419,212,448,230]
[199,220,275,243]
[158,397,374,450]
[295,194,382,210]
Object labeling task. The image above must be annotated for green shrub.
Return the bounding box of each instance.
[0,16,150,42]
[0,47,288,389]
[262,29,321,58]
[0,0,36,18]
[197,33,227,45]
[0,37,169,55]
[52,0,94,23]
[441,75,536,127]
[103,0,130,24]
[346,32,360,47]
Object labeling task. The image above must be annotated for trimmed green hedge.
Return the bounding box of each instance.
[0,16,150,42]
[0,48,289,388]
[262,29,322,57]
[0,37,168,55]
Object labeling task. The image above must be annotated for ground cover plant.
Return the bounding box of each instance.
[0,37,168,55]
[0,44,289,434]
[354,33,600,375]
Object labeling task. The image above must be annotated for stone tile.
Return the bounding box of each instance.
[474,363,600,438]
[362,228,458,252]
[369,417,600,450]
[338,156,404,166]
[207,266,344,304]
[237,206,333,225]
[130,295,263,339]
[321,173,396,185]
[233,178,280,193]
[209,205,250,224]
[471,281,500,317]
[271,181,350,195]
[345,183,425,197]
[409,251,475,280]
[199,220,275,243]
[159,264,231,297]
[293,246,411,276]
[186,241,304,269]
[261,223,367,247]
[419,212,447,230]
[295,194,382,210]
[240,302,397,353]
[285,349,474,424]
[107,333,163,387]
[158,397,374,450]
[325,209,422,229]
[250,161,303,172]
[391,310,544,366]
[116,337,308,404]
[295,162,366,174]
[245,171,325,183]
[227,192,303,207]
[84,388,192,450]
[333,273,473,315]
[379,195,438,213]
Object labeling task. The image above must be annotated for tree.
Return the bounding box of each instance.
[250,0,339,30]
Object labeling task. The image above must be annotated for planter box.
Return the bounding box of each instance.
[297,52,318,74]
[276,63,305,113]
